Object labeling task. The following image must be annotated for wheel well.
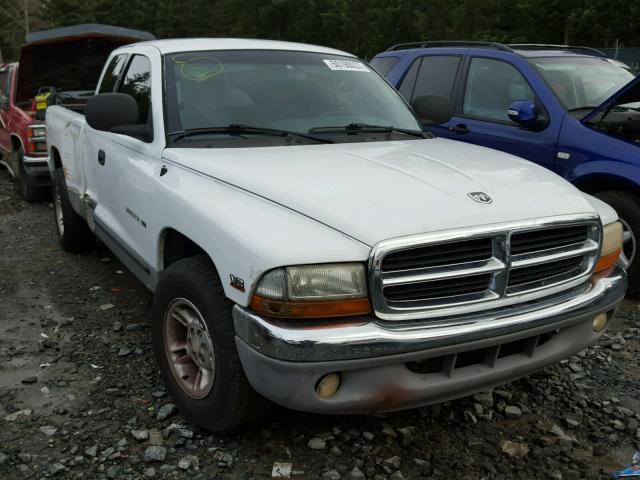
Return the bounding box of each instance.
[51,147,62,169]
[573,175,640,197]
[10,135,21,153]
[161,229,207,270]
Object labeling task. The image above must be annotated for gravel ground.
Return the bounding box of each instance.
[2,167,640,480]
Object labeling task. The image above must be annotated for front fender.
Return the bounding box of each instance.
[152,161,371,306]
[558,115,640,188]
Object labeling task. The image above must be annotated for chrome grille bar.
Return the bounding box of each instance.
[382,258,506,286]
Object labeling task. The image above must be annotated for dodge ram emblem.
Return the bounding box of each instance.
[467,192,492,204]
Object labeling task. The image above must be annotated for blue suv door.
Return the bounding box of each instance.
[445,51,562,171]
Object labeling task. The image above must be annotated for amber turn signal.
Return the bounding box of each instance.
[594,249,622,273]
[250,295,371,319]
[593,222,623,275]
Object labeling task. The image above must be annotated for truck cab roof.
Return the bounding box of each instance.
[118,38,354,57]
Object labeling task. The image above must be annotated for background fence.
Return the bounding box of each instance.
[600,48,640,71]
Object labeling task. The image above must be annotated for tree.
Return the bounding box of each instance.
[1,0,639,62]
[0,0,50,61]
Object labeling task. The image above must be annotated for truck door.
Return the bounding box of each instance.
[91,54,156,270]
[0,65,13,154]
[446,56,559,170]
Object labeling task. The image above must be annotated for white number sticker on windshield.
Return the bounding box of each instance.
[323,59,370,72]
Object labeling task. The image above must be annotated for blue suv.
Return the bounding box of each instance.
[372,41,640,291]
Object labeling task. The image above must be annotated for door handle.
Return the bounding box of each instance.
[98,150,106,166]
[449,124,470,135]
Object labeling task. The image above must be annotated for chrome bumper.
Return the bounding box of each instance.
[233,265,626,414]
[233,265,626,362]
[23,154,50,177]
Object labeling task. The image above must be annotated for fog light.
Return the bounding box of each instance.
[316,373,341,398]
[593,313,608,332]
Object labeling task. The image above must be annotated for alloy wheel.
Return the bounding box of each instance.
[163,298,215,399]
[620,218,636,270]
[54,185,64,236]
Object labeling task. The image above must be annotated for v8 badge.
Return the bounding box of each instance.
[229,274,245,292]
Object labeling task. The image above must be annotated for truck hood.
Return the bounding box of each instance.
[581,74,640,124]
[17,24,155,104]
[163,138,597,246]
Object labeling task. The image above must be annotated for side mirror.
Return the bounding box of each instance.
[86,93,139,132]
[507,100,540,128]
[412,95,453,125]
[0,94,9,111]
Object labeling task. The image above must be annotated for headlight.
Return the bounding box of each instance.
[251,263,371,318]
[594,221,623,273]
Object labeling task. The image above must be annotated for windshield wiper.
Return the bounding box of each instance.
[611,105,640,112]
[567,106,599,112]
[309,123,426,138]
[167,124,333,144]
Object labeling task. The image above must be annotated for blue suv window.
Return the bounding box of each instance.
[403,56,461,103]
[398,59,421,100]
[370,56,399,75]
[463,57,534,124]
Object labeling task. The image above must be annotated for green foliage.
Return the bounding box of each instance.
[0,0,638,61]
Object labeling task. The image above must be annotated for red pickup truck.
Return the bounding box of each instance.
[0,24,154,201]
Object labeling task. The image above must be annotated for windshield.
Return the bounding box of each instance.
[163,50,422,147]
[530,56,635,112]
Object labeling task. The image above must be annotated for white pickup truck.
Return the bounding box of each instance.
[46,38,627,431]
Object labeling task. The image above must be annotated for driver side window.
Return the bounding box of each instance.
[462,58,535,124]
[98,54,127,94]
[118,55,153,137]
[0,69,10,109]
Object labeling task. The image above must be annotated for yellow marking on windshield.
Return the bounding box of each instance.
[173,56,224,82]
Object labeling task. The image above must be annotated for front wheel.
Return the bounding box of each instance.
[151,255,269,431]
[595,190,640,292]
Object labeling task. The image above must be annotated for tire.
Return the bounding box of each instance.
[53,168,95,252]
[595,190,640,293]
[152,255,269,431]
[1,151,17,179]
[18,147,49,202]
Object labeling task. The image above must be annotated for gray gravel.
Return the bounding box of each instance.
[2,168,640,479]
[144,446,168,463]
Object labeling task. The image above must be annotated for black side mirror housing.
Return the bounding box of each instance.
[412,95,454,125]
[86,93,140,133]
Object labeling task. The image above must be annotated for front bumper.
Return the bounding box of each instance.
[233,265,626,413]
[23,154,51,179]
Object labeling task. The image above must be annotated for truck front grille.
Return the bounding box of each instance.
[369,218,600,321]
